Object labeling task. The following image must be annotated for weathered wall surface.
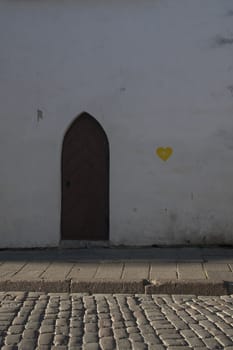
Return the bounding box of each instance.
[0,0,233,247]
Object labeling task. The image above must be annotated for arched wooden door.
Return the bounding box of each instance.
[61,112,109,240]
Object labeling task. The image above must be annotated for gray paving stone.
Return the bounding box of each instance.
[139,324,155,334]
[25,321,41,329]
[224,328,233,337]
[129,332,144,342]
[148,346,166,350]
[202,337,222,349]
[131,343,147,350]
[150,321,174,330]
[159,331,183,339]
[83,332,99,343]
[1,292,233,350]
[127,326,139,334]
[116,338,131,349]
[185,337,205,347]
[18,339,37,350]
[69,328,83,337]
[5,334,22,345]
[54,334,69,345]
[69,336,82,346]
[58,311,70,319]
[215,334,233,346]
[56,319,68,327]
[83,343,100,350]
[7,325,24,334]
[22,329,39,339]
[199,319,222,335]
[41,319,56,325]
[113,328,128,339]
[38,333,54,346]
[125,320,136,327]
[216,321,233,332]
[167,347,191,350]
[0,313,15,322]
[143,333,161,344]
[0,324,9,331]
[99,327,113,337]
[180,329,197,338]
[39,325,55,334]
[99,336,116,350]
[163,338,188,346]
[191,329,211,339]
[85,323,98,333]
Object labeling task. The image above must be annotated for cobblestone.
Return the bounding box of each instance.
[0,292,232,348]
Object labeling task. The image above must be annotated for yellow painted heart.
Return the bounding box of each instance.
[156,147,173,161]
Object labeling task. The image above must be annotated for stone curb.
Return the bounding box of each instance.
[0,280,70,293]
[0,278,232,295]
[70,279,147,294]
[145,279,233,296]
[0,279,147,294]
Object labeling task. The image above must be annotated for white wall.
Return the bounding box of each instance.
[0,0,233,247]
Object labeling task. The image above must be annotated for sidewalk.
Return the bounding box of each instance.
[0,247,233,295]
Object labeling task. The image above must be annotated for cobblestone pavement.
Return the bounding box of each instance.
[0,293,233,349]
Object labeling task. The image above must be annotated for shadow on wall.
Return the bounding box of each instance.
[0,247,233,263]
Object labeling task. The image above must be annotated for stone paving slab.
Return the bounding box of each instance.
[207,271,233,281]
[150,263,177,280]
[10,262,51,280]
[94,263,123,280]
[0,292,233,349]
[122,262,150,280]
[0,248,232,294]
[204,262,231,271]
[178,263,206,280]
[68,263,98,280]
[41,262,74,281]
[0,262,26,279]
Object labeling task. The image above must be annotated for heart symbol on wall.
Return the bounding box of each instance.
[156,147,173,161]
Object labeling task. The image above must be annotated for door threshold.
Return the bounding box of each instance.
[60,240,110,248]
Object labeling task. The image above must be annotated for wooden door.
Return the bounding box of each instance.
[61,112,109,240]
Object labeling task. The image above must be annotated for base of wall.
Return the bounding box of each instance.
[60,240,110,248]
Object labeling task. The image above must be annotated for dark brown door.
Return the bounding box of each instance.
[61,112,109,240]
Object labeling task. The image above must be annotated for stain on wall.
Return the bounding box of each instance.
[227,85,233,97]
[37,109,43,122]
[215,128,233,150]
[212,35,233,48]
[226,10,233,16]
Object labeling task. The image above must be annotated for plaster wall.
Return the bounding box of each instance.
[0,0,233,247]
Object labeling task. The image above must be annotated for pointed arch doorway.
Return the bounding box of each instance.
[61,112,109,241]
